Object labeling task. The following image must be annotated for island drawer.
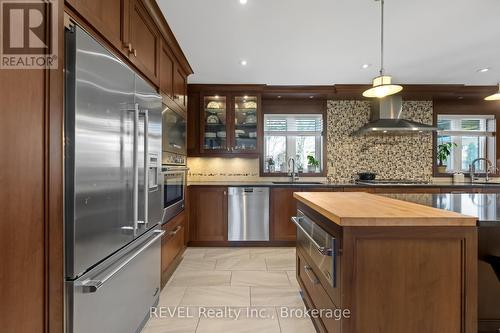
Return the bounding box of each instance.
[297,252,341,333]
[292,209,341,306]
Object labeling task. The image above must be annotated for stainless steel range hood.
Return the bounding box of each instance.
[352,95,437,135]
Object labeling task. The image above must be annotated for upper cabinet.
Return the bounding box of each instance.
[66,0,125,50]
[232,95,259,153]
[127,0,160,85]
[195,91,261,156]
[160,40,175,99]
[201,94,230,153]
[66,0,192,92]
[174,66,188,110]
[160,40,188,112]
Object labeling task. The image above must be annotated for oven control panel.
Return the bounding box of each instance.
[162,152,186,165]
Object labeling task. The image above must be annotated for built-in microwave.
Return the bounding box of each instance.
[161,162,188,224]
[162,104,186,156]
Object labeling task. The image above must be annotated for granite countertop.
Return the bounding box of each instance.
[187,180,500,188]
[384,193,500,224]
[293,192,477,227]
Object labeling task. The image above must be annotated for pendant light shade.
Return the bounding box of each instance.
[363,0,403,98]
[362,75,403,98]
[485,83,500,101]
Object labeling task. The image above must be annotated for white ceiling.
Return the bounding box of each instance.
[157,0,500,85]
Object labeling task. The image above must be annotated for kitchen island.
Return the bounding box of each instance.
[293,192,478,333]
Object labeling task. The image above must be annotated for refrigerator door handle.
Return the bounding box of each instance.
[142,109,149,227]
[133,103,140,236]
[79,230,165,293]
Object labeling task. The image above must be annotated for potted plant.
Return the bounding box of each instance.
[307,155,321,173]
[267,157,275,173]
[437,142,456,173]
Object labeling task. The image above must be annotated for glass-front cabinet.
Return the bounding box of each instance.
[200,93,260,155]
[232,95,259,152]
[202,95,229,152]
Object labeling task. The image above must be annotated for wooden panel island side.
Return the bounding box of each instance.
[292,192,478,333]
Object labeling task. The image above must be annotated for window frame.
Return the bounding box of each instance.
[260,99,327,177]
[434,113,497,176]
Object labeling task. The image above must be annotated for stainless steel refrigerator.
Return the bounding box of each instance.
[64,24,164,333]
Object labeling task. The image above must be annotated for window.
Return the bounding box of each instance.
[437,115,496,173]
[263,114,324,174]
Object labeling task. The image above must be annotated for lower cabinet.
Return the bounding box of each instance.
[188,186,228,242]
[297,252,341,333]
[270,188,303,241]
[270,187,338,241]
[161,210,186,288]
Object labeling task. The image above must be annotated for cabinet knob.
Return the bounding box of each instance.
[223,191,227,195]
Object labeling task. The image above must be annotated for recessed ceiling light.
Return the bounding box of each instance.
[239,0,248,4]
[240,60,247,66]
[361,64,371,69]
[477,67,490,73]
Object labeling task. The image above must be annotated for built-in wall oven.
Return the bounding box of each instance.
[162,154,188,224]
[161,101,188,224]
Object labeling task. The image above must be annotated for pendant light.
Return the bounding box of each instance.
[363,0,403,98]
[484,83,500,101]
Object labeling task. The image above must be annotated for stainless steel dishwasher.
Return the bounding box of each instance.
[228,187,269,241]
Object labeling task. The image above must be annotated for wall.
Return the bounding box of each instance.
[187,158,261,181]
[187,157,326,182]
[188,100,434,183]
[326,100,434,183]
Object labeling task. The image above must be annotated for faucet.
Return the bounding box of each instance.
[469,158,493,183]
[288,157,299,182]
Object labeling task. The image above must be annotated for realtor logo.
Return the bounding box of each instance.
[1,0,58,69]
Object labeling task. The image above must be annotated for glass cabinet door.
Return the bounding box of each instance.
[233,95,258,152]
[202,95,228,152]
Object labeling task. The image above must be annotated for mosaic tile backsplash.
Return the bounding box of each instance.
[326,100,434,183]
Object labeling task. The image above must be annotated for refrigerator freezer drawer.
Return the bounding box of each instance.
[66,229,163,333]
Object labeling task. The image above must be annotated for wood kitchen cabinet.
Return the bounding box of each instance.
[188,186,228,242]
[270,187,338,241]
[161,210,186,288]
[189,91,262,156]
[160,42,188,111]
[174,65,188,110]
[270,187,303,241]
[159,40,175,99]
[66,0,125,51]
[127,0,160,85]
[66,0,192,89]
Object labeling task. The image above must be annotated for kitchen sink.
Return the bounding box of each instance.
[272,181,323,185]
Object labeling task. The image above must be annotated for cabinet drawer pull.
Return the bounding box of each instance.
[170,225,182,236]
[304,265,320,285]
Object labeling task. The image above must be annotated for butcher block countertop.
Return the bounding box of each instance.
[293,192,477,226]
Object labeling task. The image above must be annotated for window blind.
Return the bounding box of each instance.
[264,114,323,135]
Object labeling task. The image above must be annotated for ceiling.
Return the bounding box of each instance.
[157,0,500,86]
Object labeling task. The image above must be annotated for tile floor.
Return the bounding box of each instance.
[141,247,316,333]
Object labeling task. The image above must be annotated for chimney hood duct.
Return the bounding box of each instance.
[352,95,437,135]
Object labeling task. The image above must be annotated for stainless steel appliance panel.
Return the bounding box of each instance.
[162,105,187,155]
[66,228,163,333]
[292,210,338,290]
[228,187,269,241]
[65,26,136,278]
[161,165,187,223]
[134,75,163,234]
